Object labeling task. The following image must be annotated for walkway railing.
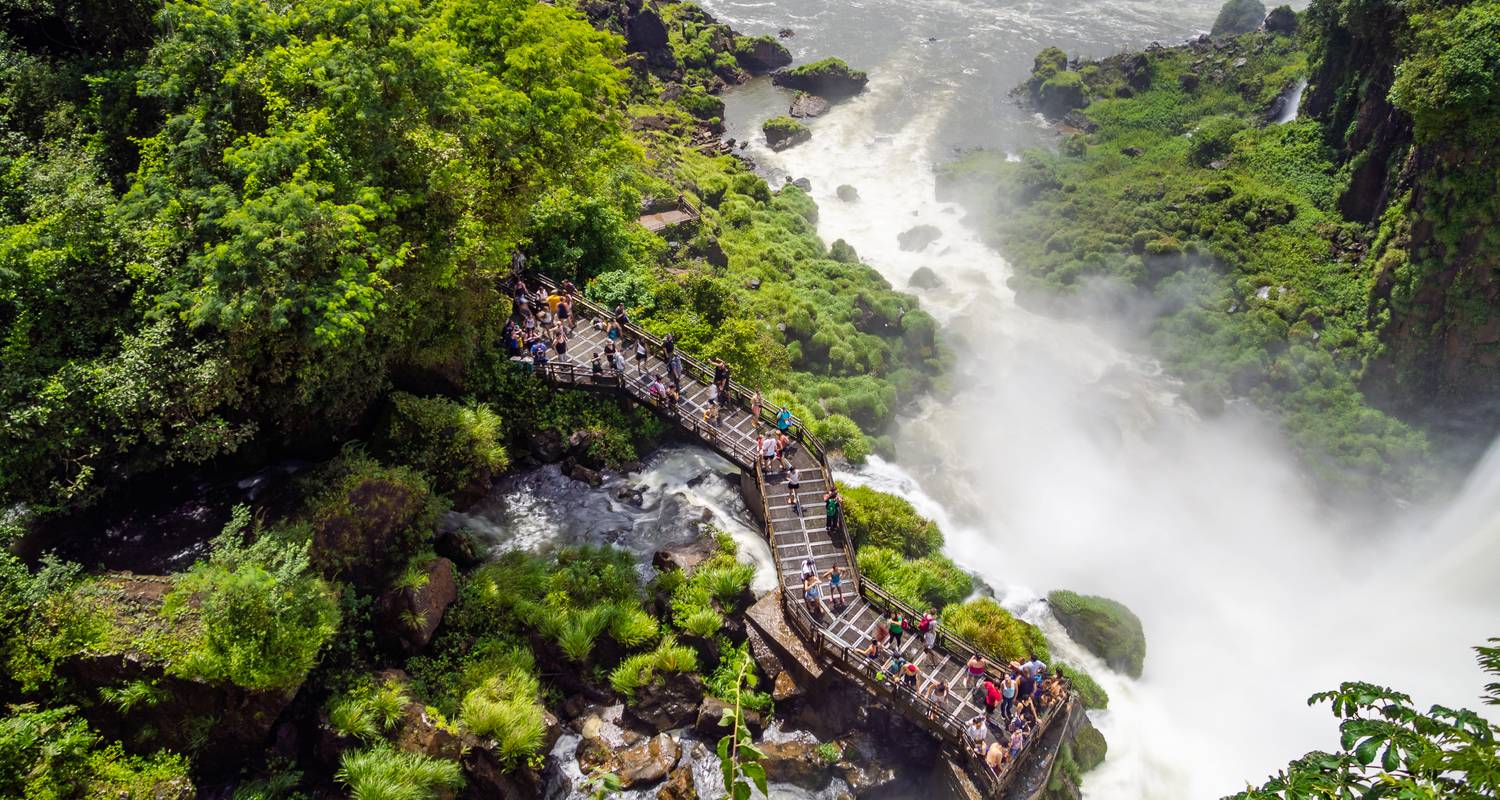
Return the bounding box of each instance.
[520,272,1073,797]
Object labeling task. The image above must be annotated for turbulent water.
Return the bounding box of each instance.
[693,0,1500,796]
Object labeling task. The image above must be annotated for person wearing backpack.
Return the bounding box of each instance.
[919,609,938,650]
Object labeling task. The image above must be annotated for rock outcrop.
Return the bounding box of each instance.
[763,116,811,151]
[377,556,458,653]
[897,224,942,252]
[771,58,869,101]
[735,35,792,73]
[1046,590,1146,678]
[789,92,830,119]
[908,266,943,289]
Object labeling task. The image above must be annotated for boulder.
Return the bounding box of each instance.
[657,764,697,800]
[1264,4,1297,34]
[834,731,899,795]
[1047,590,1147,678]
[771,58,869,101]
[627,674,705,732]
[735,35,792,73]
[835,184,859,202]
[694,697,765,739]
[434,526,485,568]
[525,428,565,463]
[908,266,943,289]
[792,177,813,192]
[462,742,543,800]
[311,469,435,590]
[772,670,803,702]
[567,463,604,487]
[757,739,833,789]
[1179,72,1200,92]
[624,8,673,68]
[392,701,463,760]
[744,627,786,682]
[377,557,458,653]
[615,732,680,788]
[763,116,811,151]
[897,224,942,252]
[653,535,718,575]
[789,92,830,119]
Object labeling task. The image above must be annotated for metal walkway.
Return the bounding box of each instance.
[518,275,1071,796]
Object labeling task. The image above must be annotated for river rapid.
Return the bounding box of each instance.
[693,0,1500,796]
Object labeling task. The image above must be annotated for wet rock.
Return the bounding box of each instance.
[1179,72,1200,91]
[790,92,830,119]
[652,535,718,575]
[567,429,608,469]
[695,697,765,739]
[1120,146,1144,157]
[835,731,899,795]
[624,8,673,69]
[526,428,565,463]
[577,707,647,774]
[376,557,458,653]
[777,27,794,38]
[792,177,813,192]
[1264,4,1297,34]
[908,266,943,289]
[772,670,803,702]
[771,60,869,101]
[757,739,833,789]
[434,526,485,569]
[897,224,942,252]
[745,627,786,682]
[463,741,543,799]
[657,763,698,800]
[763,117,811,151]
[616,733,680,788]
[567,463,604,487]
[1061,110,1097,133]
[835,184,859,202]
[627,674,706,732]
[735,35,792,74]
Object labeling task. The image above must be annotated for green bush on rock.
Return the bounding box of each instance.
[857,547,973,610]
[336,745,463,800]
[941,597,1050,665]
[838,484,943,557]
[762,115,811,151]
[1057,662,1110,709]
[1212,0,1267,35]
[1047,590,1146,678]
[378,393,508,497]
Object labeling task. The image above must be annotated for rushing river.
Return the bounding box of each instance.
[692,0,1500,796]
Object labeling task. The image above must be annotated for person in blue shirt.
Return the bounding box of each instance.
[776,408,793,432]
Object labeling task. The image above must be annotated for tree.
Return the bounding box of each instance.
[1233,639,1500,799]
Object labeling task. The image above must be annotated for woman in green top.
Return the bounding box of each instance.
[824,489,840,533]
[888,614,906,648]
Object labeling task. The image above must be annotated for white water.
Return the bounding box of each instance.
[1274,78,1308,124]
[716,63,1500,798]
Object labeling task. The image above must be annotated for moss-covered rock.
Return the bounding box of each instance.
[771,57,869,100]
[762,115,811,151]
[1047,590,1146,678]
[734,34,792,73]
[1212,0,1267,35]
[1072,719,1108,772]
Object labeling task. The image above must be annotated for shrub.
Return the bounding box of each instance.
[163,506,340,691]
[837,484,943,558]
[608,635,699,700]
[335,745,463,800]
[0,705,192,799]
[706,643,772,714]
[607,604,659,648]
[458,654,544,764]
[1046,590,1147,678]
[857,547,972,609]
[1187,115,1247,167]
[1057,662,1110,709]
[816,743,842,764]
[683,606,724,638]
[700,563,754,607]
[941,597,1050,664]
[378,393,508,495]
[328,677,411,742]
[557,604,614,663]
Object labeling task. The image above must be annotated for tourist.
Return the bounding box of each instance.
[786,464,800,493]
[985,740,1007,775]
[556,294,571,332]
[1008,727,1025,762]
[646,374,666,404]
[610,347,627,375]
[1021,653,1047,684]
[824,489,841,534]
[803,575,827,617]
[668,352,683,387]
[901,661,919,689]
[552,328,567,358]
[706,380,719,407]
[1016,665,1035,706]
[923,679,949,721]
[964,715,988,757]
[607,319,621,341]
[965,654,987,689]
[824,564,844,606]
[529,338,548,368]
[801,557,818,583]
[776,407,793,433]
[777,430,796,465]
[712,357,730,390]
[701,400,718,435]
[1001,671,1018,721]
[613,303,629,330]
[758,435,779,470]
[590,353,604,381]
[634,339,648,376]
[788,486,802,517]
[666,382,681,413]
[982,678,1001,720]
[887,614,906,649]
[919,609,938,650]
[663,332,675,357]
[864,639,881,662]
[873,620,890,650]
[902,614,919,644]
[750,390,763,421]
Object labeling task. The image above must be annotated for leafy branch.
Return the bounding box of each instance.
[716,656,768,800]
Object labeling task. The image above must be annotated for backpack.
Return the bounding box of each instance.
[918,616,932,633]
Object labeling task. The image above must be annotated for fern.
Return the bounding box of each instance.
[607,604,659,648]
[335,745,463,800]
[557,604,613,663]
[682,606,723,638]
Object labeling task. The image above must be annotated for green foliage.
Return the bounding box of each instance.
[1213,0,1267,35]
[163,506,340,691]
[715,655,769,800]
[762,115,810,148]
[856,547,973,610]
[813,414,870,464]
[378,393,508,496]
[98,680,168,715]
[780,57,866,83]
[1232,640,1500,799]
[606,604,660,649]
[816,742,842,764]
[941,597,1050,664]
[328,677,412,743]
[335,745,463,800]
[0,554,109,693]
[0,705,192,800]
[1072,722,1109,772]
[1057,662,1110,710]
[682,606,725,638]
[608,634,699,700]
[940,34,1432,494]
[838,483,943,558]
[1047,590,1147,678]
[706,643,772,715]
[1390,1,1500,140]
[558,604,614,663]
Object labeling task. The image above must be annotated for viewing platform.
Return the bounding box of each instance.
[516,274,1074,798]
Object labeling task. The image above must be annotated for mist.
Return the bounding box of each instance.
[719,64,1500,798]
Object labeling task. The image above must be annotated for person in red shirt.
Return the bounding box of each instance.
[983,678,1002,720]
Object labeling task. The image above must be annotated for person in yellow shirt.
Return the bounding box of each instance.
[546,292,563,315]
